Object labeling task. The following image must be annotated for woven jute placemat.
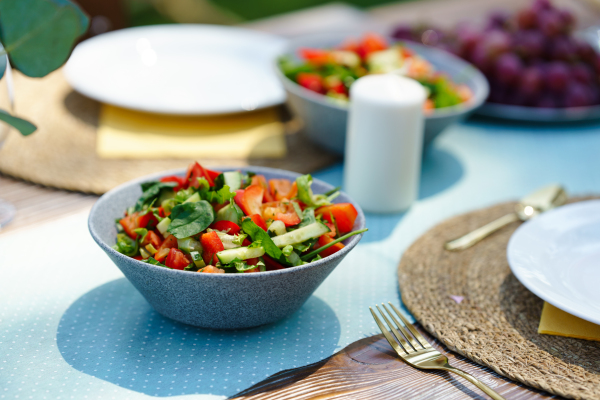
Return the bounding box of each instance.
[398,198,600,400]
[0,71,339,194]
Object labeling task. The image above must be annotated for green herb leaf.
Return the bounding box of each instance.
[298,207,316,228]
[204,185,235,205]
[300,228,368,261]
[135,181,177,212]
[167,200,214,239]
[113,233,138,257]
[0,109,36,136]
[241,218,289,266]
[0,0,89,77]
[142,257,170,268]
[296,174,331,208]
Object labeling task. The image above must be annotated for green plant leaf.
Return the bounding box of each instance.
[0,109,36,135]
[135,181,177,212]
[168,200,215,239]
[0,0,89,77]
[0,43,6,79]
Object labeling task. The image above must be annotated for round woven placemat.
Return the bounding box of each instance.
[0,71,338,194]
[398,198,600,400]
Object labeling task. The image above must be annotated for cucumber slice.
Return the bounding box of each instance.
[223,171,243,191]
[272,222,329,248]
[190,251,206,268]
[217,246,265,264]
[268,220,286,236]
[177,237,203,254]
[156,217,171,235]
[184,192,201,203]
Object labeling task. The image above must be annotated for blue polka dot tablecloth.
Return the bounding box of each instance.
[3,118,600,399]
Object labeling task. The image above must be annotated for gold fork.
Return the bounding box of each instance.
[370,303,505,400]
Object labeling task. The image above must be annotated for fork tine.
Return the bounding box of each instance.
[381,304,425,351]
[375,305,413,353]
[389,303,432,349]
[369,307,407,357]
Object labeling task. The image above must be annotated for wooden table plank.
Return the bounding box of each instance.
[0,174,97,234]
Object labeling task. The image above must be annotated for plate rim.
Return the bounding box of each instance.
[507,199,600,325]
[63,24,287,115]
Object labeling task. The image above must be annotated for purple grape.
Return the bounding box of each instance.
[558,9,575,33]
[538,10,564,37]
[550,36,575,61]
[421,29,441,46]
[520,66,544,94]
[517,8,538,29]
[546,61,570,92]
[487,11,511,30]
[532,0,552,12]
[514,30,545,59]
[455,24,482,57]
[572,63,594,84]
[391,26,414,41]
[565,84,592,107]
[494,53,523,84]
[469,42,493,73]
[575,40,596,63]
[483,29,511,56]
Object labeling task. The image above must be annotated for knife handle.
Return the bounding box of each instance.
[444,213,520,251]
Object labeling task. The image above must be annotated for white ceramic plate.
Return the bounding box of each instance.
[507,200,600,325]
[64,25,287,115]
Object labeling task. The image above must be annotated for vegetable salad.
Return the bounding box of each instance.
[113,162,366,273]
[279,32,473,112]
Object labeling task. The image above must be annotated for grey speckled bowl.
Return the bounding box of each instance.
[89,166,365,329]
[275,33,489,154]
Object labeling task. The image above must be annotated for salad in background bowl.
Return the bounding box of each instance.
[89,162,366,329]
[275,32,489,155]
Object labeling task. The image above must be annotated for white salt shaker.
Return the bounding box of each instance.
[344,74,427,213]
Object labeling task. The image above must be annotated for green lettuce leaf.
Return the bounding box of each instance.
[135,181,177,211]
[167,200,214,239]
[296,175,331,208]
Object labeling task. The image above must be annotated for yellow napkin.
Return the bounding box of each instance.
[96,105,287,159]
[538,302,600,342]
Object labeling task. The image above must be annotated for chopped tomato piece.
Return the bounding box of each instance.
[160,175,186,192]
[234,185,264,216]
[154,248,171,262]
[132,255,143,260]
[356,32,388,60]
[158,207,166,218]
[243,257,260,273]
[251,175,275,202]
[210,220,241,235]
[119,212,157,239]
[314,235,345,258]
[184,162,214,188]
[201,231,224,265]
[142,230,163,248]
[297,73,326,94]
[119,214,138,239]
[324,222,336,238]
[157,234,178,253]
[165,248,192,270]
[261,201,301,227]
[200,265,225,274]
[247,214,268,231]
[268,179,298,201]
[315,203,358,235]
[262,254,285,271]
[299,48,331,65]
[205,168,222,182]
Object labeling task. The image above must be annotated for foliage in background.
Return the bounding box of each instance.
[0,0,89,136]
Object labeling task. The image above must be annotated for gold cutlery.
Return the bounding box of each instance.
[444,184,567,251]
[371,302,506,400]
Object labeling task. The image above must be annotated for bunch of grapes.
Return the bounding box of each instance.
[392,0,600,108]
